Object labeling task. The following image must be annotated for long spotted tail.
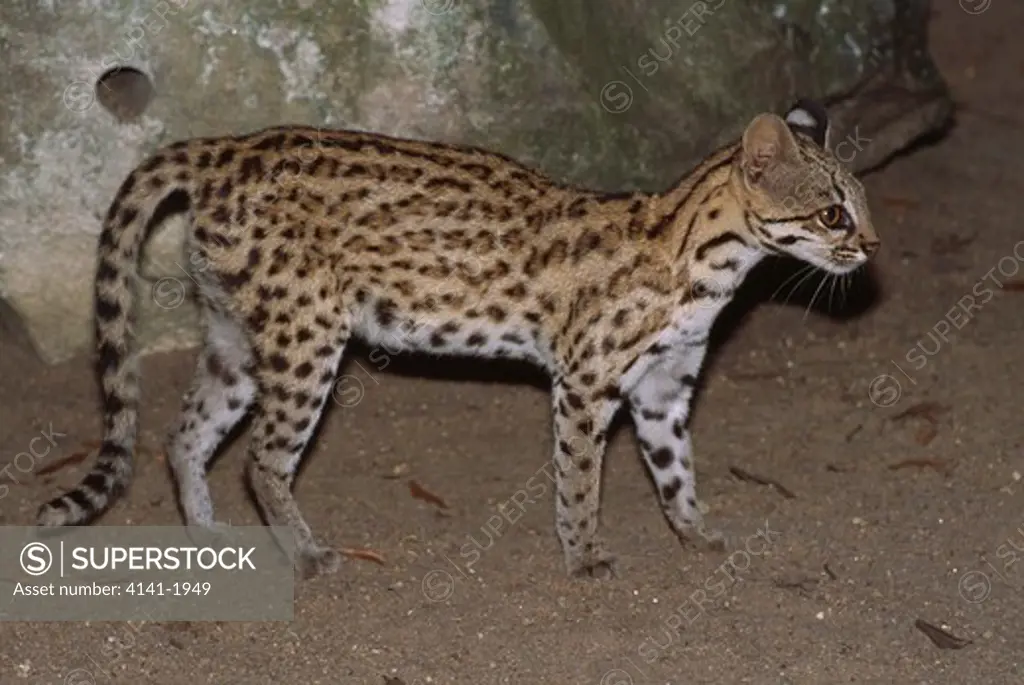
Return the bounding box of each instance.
[37,162,190,527]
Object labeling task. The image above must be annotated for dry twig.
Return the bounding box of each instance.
[729,466,796,499]
[340,547,386,566]
[888,457,953,476]
[409,479,449,509]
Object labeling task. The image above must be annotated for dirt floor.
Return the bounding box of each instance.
[2,4,1024,684]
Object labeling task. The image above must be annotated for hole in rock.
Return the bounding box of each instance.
[96,67,154,123]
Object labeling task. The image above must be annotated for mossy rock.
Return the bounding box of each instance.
[0,0,949,365]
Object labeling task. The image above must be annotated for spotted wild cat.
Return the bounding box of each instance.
[37,99,878,578]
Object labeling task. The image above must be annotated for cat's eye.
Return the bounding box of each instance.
[817,205,846,229]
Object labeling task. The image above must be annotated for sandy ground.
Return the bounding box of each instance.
[2,4,1024,684]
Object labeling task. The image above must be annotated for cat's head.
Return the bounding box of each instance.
[733,100,879,274]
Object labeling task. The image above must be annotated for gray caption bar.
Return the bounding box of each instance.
[0,526,295,621]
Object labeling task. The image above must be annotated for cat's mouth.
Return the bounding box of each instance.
[824,251,869,274]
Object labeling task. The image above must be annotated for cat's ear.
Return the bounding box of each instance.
[741,113,798,182]
[784,98,832,150]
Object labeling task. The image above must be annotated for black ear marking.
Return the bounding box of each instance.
[784,98,831,149]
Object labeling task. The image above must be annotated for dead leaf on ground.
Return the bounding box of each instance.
[728,466,796,499]
[383,677,406,685]
[891,402,950,423]
[890,402,950,444]
[32,440,159,478]
[823,563,838,581]
[888,458,954,476]
[340,547,386,566]
[409,479,449,509]
[914,619,972,650]
[35,451,90,477]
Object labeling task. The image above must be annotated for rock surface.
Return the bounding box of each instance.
[0,0,951,365]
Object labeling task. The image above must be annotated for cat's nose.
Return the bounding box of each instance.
[860,238,880,257]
